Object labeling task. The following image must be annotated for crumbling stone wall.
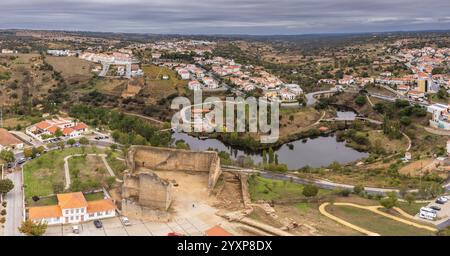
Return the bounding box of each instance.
[121,199,171,222]
[126,145,222,190]
[122,171,173,211]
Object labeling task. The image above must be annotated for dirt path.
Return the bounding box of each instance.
[318,202,380,236]
[402,132,412,151]
[424,127,450,136]
[64,153,122,189]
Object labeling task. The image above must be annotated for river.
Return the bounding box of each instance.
[171,131,368,170]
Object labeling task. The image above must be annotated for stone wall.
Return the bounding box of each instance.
[121,199,171,222]
[126,145,222,191]
[122,171,173,211]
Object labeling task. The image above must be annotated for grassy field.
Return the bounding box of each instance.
[367,130,408,154]
[396,201,428,216]
[46,56,94,84]
[23,147,106,200]
[106,152,127,178]
[68,155,111,190]
[141,64,187,104]
[278,107,322,140]
[0,54,57,106]
[248,175,331,201]
[327,205,435,236]
[27,191,106,206]
[93,78,127,96]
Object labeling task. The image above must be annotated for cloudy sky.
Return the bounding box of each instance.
[0,0,449,35]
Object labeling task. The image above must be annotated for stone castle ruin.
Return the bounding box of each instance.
[121,146,221,221]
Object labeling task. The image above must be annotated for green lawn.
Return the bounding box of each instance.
[28,196,58,206]
[68,154,114,191]
[106,152,127,177]
[328,205,435,236]
[23,147,106,201]
[396,201,428,216]
[84,192,106,201]
[27,191,105,206]
[248,175,331,201]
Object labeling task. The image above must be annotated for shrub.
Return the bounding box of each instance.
[339,189,351,197]
[1,209,6,215]
[0,217,5,223]
[353,185,365,194]
[302,184,319,197]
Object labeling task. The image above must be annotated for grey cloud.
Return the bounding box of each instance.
[0,0,449,34]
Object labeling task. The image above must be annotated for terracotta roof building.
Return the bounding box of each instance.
[0,128,24,151]
[28,192,116,225]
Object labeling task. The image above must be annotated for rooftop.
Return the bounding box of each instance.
[0,128,22,146]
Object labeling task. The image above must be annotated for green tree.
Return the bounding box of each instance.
[268,147,274,164]
[0,150,15,163]
[400,116,411,126]
[18,219,47,236]
[79,137,89,145]
[54,128,63,138]
[380,192,397,209]
[404,193,416,205]
[353,184,365,195]
[302,184,319,197]
[354,95,367,106]
[0,179,14,195]
[262,149,267,164]
[23,148,34,158]
[67,139,76,146]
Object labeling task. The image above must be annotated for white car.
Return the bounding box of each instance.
[438,196,449,202]
[121,216,131,226]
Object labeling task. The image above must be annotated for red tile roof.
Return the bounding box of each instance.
[28,205,62,220]
[0,128,22,146]
[87,199,116,213]
[57,192,88,209]
[35,121,51,130]
[205,225,232,236]
[73,122,87,131]
[62,127,75,135]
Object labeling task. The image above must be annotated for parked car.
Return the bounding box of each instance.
[17,158,26,165]
[436,198,446,204]
[430,205,441,211]
[120,216,131,226]
[72,225,80,234]
[93,220,103,228]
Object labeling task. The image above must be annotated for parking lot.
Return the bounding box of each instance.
[415,196,450,226]
[45,215,217,236]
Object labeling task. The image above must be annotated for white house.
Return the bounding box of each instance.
[279,89,297,101]
[28,192,116,225]
[188,80,202,90]
[283,83,303,95]
[178,69,190,80]
[26,117,88,142]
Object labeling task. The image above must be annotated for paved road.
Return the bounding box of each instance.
[99,62,110,77]
[305,88,338,106]
[4,170,24,236]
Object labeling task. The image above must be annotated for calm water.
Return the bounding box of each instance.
[172,131,368,170]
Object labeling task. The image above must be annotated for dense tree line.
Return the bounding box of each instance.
[69,105,171,147]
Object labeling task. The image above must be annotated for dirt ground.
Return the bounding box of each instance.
[398,158,434,177]
[46,56,94,84]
